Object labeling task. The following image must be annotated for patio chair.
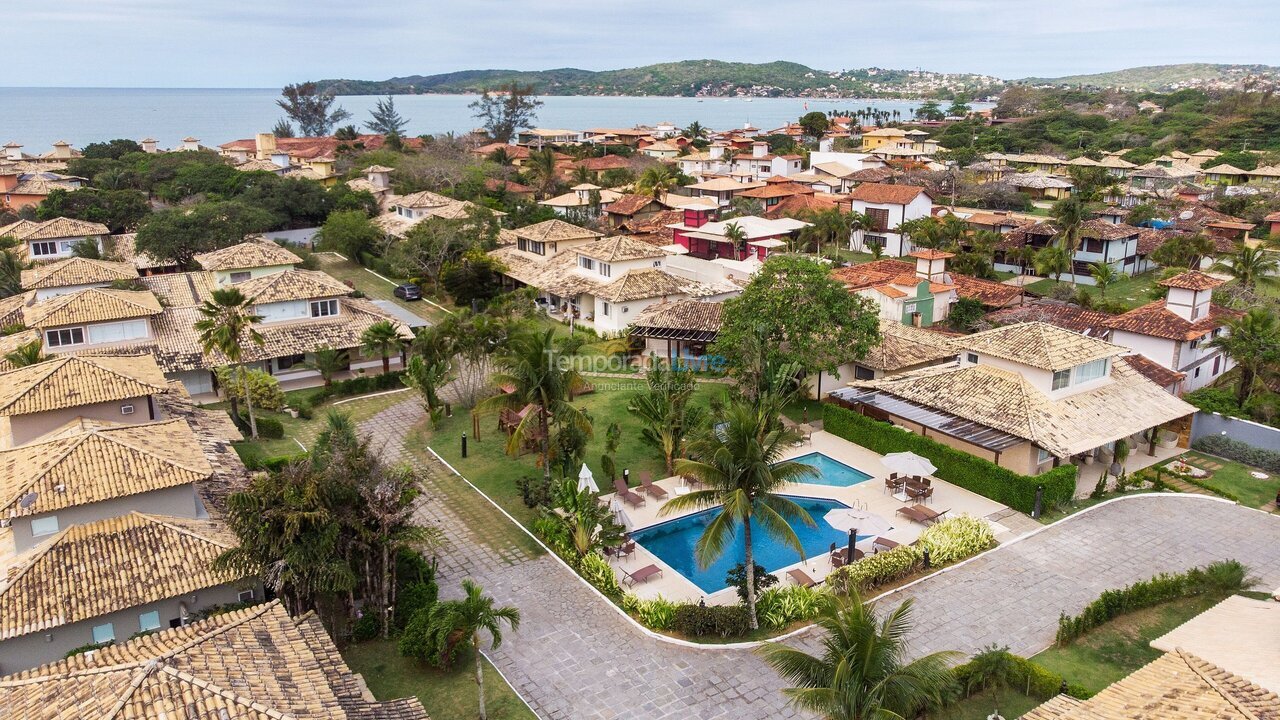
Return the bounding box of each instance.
[913,486,934,504]
[617,540,636,560]
[622,564,663,587]
[786,569,816,588]
[638,471,668,499]
[612,478,646,508]
[830,552,845,569]
[896,504,948,525]
[884,477,903,495]
[872,537,900,553]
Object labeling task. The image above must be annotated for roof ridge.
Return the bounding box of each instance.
[153,664,296,720]
[90,419,212,475]
[151,600,284,663]
[139,512,236,550]
[0,434,82,512]
[1176,649,1265,720]
[104,660,159,720]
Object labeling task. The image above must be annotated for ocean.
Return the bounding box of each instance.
[0,88,991,150]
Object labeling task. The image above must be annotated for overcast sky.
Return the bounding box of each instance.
[7,0,1279,87]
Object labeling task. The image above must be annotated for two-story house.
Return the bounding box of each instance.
[20,257,140,301]
[840,183,934,257]
[0,217,108,261]
[831,253,957,328]
[374,189,492,238]
[24,287,163,353]
[193,236,302,285]
[667,214,809,262]
[1107,271,1241,393]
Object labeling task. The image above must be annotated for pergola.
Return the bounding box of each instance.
[830,387,1026,460]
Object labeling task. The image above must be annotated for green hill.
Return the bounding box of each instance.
[1023,63,1280,91]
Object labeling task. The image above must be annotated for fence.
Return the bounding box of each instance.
[1190,411,1280,451]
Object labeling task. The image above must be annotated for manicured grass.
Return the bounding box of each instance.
[933,687,1042,720]
[1024,270,1162,311]
[343,639,535,720]
[312,252,454,324]
[1181,451,1279,509]
[218,388,419,460]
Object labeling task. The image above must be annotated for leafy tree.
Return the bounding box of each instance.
[628,359,705,475]
[0,249,22,298]
[1209,308,1280,407]
[3,338,46,367]
[334,124,359,141]
[1089,261,1119,297]
[523,148,560,199]
[1050,196,1088,284]
[683,121,708,139]
[946,99,971,118]
[759,592,959,719]
[391,211,498,293]
[915,100,945,121]
[156,161,250,202]
[136,201,277,269]
[600,421,622,482]
[365,95,409,137]
[800,208,853,256]
[635,164,681,199]
[469,83,543,144]
[402,355,450,428]
[726,562,778,604]
[70,238,101,259]
[798,111,830,140]
[361,320,404,375]
[239,176,333,228]
[194,287,265,438]
[441,247,506,307]
[272,119,296,138]
[1034,245,1072,284]
[947,297,986,332]
[1126,202,1159,226]
[1150,232,1216,270]
[276,82,352,137]
[81,138,142,160]
[662,398,818,630]
[36,188,151,233]
[1213,242,1279,291]
[317,209,382,261]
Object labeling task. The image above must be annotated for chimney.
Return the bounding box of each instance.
[140,138,158,154]
[752,142,767,158]
[181,137,200,151]
[271,150,291,169]
[52,141,73,160]
[709,143,725,160]
[3,142,21,161]
[367,167,390,189]
[255,133,277,160]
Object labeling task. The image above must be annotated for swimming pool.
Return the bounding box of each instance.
[630,496,868,594]
[789,452,874,487]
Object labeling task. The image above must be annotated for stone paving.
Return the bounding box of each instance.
[360,397,1280,720]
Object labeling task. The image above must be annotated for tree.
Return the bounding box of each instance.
[424,580,520,720]
[523,148,560,199]
[1213,242,1279,291]
[3,338,46,367]
[1050,196,1088,284]
[70,238,101,259]
[798,111,830,141]
[683,121,708,140]
[365,95,409,137]
[724,221,748,257]
[136,201,277,269]
[403,355,450,427]
[1034,245,1071,284]
[947,297,986,332]
[947,98,971,118]
[627,359,705,475]
[915,100,945,122]
[276,82,351,137]
[1151,233,1216,270]
[361,320,404,375]
[194,288,264,439]
[543,478,625,557]
[1089,261,1119,297]
[305,346,348,387]
[441,248,506,307]
[600,421,622,482]
[391,210,499,293]
[759,591,958,719]
[82,138,142,160]
[36,188,151,233]
[0,250,22,299]
[470,83,543,144]
[800,208,853,257]
[635,164,680,199]
[317,210,382,261]
[272,119,296,138]
[1209,308,1280,407]
[662,399,818,630]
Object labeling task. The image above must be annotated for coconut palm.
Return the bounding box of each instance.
[635,164,679,199]
[361,320,403,375]
[660,398,818,630]
[627,359,704,475]
[1209,308,1280,407]
[525,148,560,199]
[801,208,854,257]
[1213,242,1279,291]
[1034,245,1072,284]
[1089,261,1119,298]
[759,591,959,720]
[304,346,348,387]
[195,287,264,438]
[684,121,708,140]
[1050,196,1088,284]
[724,221,748,259]
[428,580,520,720]
[3,338,45,368]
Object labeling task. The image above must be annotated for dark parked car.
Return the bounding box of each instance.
[393,283,422,301]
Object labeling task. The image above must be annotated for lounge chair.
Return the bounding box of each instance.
[612,478,646,508]
[872,537,900,553]
[681,474,704,490]
[786,569,816,588]
[896,504,949,525]
[638,471,668,499]
[622,564,663,587]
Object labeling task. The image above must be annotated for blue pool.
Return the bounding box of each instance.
[630,496,867,594]
[789,452,874,487]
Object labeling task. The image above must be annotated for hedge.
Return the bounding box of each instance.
[227,409,285,440]
[824,404,1076,513]
[952,648,1087,701]
[306,370,407,404]
[1192,435,1280,473]
[828,514,995,593]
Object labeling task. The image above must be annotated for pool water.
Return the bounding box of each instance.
[630,496,867,594]
[789,452,874,487]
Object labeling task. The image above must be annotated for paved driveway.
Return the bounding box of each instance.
[361,399,1280,720]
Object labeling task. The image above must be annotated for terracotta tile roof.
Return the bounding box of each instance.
[473,142,530,159]
[845,182,930,205]
[139,270,216,307]
[984,299,1113,336]
[0,418,212,518]
[764,193,840,220]
[0,295,25,327]
[1119,353,1184,389]
[103,233,174,271]
[595,268,734,303]
[575,155,632,172]
[1137,227,1176,255]
[630,299,723,333]
[961,321,1126,371]
[831,259,920,290]
[23,288,163,328]
[1265,211,1280,223]
[514,219,604,243]
[575,235,666,262]
[1079,219,1142,240]
[605,193,661,216]
[0,329,41,373]
[859,319,958,372]
[1,600,430,719]
[0,513,238,641]
[193,239,301,272]
[485,177,533,194]
[1159,269,1226,291]
[0,217,107,242]
[908,249,955,260]
[5,175,80,197]
[236,269,352,305]
[947,273,1022,308]
[20,258,139,290]
[1108,300,1242,341]
[0,353,169,416]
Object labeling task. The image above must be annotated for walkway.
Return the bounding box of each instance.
[359,398,1280,720]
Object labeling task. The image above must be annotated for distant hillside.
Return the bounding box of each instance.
[1023,63,1280,92]
[312,60,1003,99]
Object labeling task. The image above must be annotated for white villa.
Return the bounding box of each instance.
[841,183,935,257]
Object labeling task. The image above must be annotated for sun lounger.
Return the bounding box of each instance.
[623,564,663,587]
[681,474,704,490]
[896,504,949,525]
[786,569,816,588]
[612,478,646,508]
[638,471,668,499]
[872,537,900,552]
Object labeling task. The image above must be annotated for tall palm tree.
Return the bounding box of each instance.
[195,287,264,439]
[1209,308,1280,407]
[525,149,560,199]
[684,121,708,140]
[1089,261,1119,298]
[846,211,871,253]
[627,359,704,475]
[759,592,958,720]
[1034,245,1071,284]
[428,580,520,720]
[802,208,854,257]
[479,328,590,485]
[0,249,25,298]
[1213,242,1279,291]
[1050,196,1088,284]
[3,338,45,368]
[661,399,818,630]
[724,222,748,259]
[635,164,679,199]
[361,320,403,375]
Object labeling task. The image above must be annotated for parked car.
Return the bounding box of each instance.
[394,283,422,301]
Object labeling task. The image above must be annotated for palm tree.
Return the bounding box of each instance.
[1089,262,1119,298]
[846,211,871,254]
[801,208,854,258]
[1209,308,1280,407]
[305,346,348,387]
[0,249,25,298]
[660,399,818,630]
[1034,245,1071,284]
[361,320,403,375]
[525,149,560,199]
[1050,196,1088,284]
[627,359,704,475]
[195,287,264,439]
[684,121,708,140]
[1213,242,1279,291]
[3,338,45,367]
[724,222,748,259]
[429,580,520,720]
[759,592,958,720]
[635,164,679,199]
[479,328,590,485]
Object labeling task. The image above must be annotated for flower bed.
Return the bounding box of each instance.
[828,514,996,594]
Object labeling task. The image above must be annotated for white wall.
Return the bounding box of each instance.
[214,264,292,286]
[34,282,109,301]
[1110,330,1177,369]
[86,319,150,345]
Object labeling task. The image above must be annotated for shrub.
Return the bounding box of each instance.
[623,594,679,631]
[829,545,921,593]
[351,604,381,642]
[1192,435,1280,473]
[828,515,994,593]
[952,647,1074,701]
[64,641,114,659]
[1184,386,1242,416]
[578,552,623,602]
[517,475,553,508]
[916,514,996,565]
[670,604,752,638]
[237,411,285,439]
[824,404,1076,513]
[308,370,407,404]
[725,562,778,603]
[755,585,830,630]
[217,367,286,411]
[396,580,439,632]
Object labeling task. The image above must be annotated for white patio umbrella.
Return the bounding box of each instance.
[577,463,600,494]
[823,508,893,537]
[880,451,937,478]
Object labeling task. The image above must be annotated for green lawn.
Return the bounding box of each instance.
[1024,270,1162,311]
[1181,451,1280,509]
[343,639,535,720]
[219,388,419,461]
[932,688,1042,720]
[313,252,454,324]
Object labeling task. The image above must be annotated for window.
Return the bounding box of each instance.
[601,302,611,317]
[1037,448,1051,464]
[92,623,115,644]
[120,404,135,415]
[310,299,339,317]
[275,353,307,371]
[1194,367,1201,378]
[229,271,251,284]
[866,208,890,231]
[1052,369,1071,391]
[517,238,545,255]
[1073,358,1108,384]
[599,262,612,278]
[31,515,59,536]
[46,327,85,347]
[578,256,595,271]
[1189,339,1199,350]
[854,365,876,381]
[652,261,662,268]
[31,241,59,256]
[966,352,978,365]
[864,235,886,250]
[238,589,255,603]
[138,611,161,632]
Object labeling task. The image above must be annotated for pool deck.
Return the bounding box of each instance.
[603,429,1016,604]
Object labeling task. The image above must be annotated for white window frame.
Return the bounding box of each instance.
[238,589,255,603]
[310,299,339,318]
[1073,358,1108,384]
[599,262,612,278]
[120,404,135,415]
[601,302,611,317]
[1036,448,1051,464]
[1052,369,1071,391]
[30,515,59,536]
[31,240,59,256]
[578,256,595,271]
[138,610,161,632]
[92,622,115,644]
